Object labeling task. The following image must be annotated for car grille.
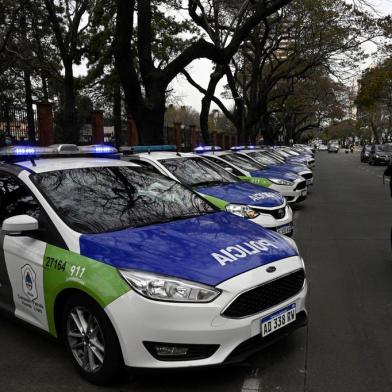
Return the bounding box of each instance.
[252,206,286,219]
[294,181,306,191]
[301,173,313,180]
[222,269,305,318]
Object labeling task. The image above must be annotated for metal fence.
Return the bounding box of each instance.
[0,105,37,141]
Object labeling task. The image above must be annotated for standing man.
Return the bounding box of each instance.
[384,160,392,250]
[385,160,392,197]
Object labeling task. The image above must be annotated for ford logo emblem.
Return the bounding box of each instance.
[266,266,276,273]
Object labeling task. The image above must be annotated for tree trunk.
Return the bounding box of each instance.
[41,74,49,102]
[138,104,166,145]
[129,83,166,145]
[23,70,36,143]
[59,61,78,143]
[113,83,122,148]
[260,112,273,144]
[199,66,225,145]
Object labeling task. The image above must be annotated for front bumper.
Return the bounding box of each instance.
[373,156,391,164]
[224,310,307,364]
[270,181,308,204]
[249,204,293,234]
[105,256,308,368]
[298,171,314,186]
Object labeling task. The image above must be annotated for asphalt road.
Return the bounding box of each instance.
[0,151,391,392]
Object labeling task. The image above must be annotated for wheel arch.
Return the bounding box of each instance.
[53,288,101,341]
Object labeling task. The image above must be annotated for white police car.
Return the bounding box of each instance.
[195,148,308,204]
[0,146,307,385]
[232,148,314,187]
[121,148,294,235]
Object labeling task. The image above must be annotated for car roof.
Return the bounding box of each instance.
[11,157,140,174]
[126,152,197,161]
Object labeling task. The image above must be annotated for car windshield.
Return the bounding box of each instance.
[159,157,238,187]
[264,151,285,163]
[220,153,264,172]
[247,152,278,165]
[376,144,392,152]
[32,166,215,234]
[281,149,299,156]
[275,149,291,158]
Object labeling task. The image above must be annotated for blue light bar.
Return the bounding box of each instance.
[231,145,257,151]
[15,147,36,155]
[193,145,222,153]
[79,145,118,154]
[120,145,177,153]
[0,146,55,156]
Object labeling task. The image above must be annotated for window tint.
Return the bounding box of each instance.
[32,166,215,234]
[220,154,264,172]
[248,152,277,165]
[159,157,238,187]
[204,157,244,176]
[0,173,41,224]
[127,159,161,174]
[264,151,285,163]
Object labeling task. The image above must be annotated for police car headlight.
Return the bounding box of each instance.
[225,204,260,219]
[119,269,221,302]
[269,178,293,186]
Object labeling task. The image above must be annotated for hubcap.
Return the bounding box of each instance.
[67,306,105,373]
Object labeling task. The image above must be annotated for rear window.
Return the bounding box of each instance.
[32,166,215,234]
[376,144,392,152]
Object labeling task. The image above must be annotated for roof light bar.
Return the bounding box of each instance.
[120,145,177,154]
[79,145,118,154]
[193,146,222,153]
[49,144,80,153]
[0,146,54,157]
[230,145,257,151]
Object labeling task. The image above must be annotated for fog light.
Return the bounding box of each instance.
[155,346,189,357]
[143,341,220,361]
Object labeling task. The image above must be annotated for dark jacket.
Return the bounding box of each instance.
[385,163,392,197]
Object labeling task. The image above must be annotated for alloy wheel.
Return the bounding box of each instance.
[66,306,105,373]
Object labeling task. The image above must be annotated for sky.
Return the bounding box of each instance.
[169,0,392,112]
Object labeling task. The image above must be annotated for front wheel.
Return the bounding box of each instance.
[62,293,124,385]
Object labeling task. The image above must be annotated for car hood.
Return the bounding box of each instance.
[265,163,309,175]
[249,169,300,182]
[196,182,285,208]
[79,212,297,286]
[287,156,309,164]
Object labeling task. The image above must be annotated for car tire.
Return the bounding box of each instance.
[61,293,124,386]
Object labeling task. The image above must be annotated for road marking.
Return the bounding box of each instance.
[241,368,261,391]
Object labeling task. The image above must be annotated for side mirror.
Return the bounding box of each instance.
[2,215,39,235]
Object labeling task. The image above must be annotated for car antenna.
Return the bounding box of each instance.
[148,147,151,155]
[30,157,36,167]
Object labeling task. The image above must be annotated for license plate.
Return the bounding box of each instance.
[276,224,292,235]
[306,179,312,185]
[261,304,296,337]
